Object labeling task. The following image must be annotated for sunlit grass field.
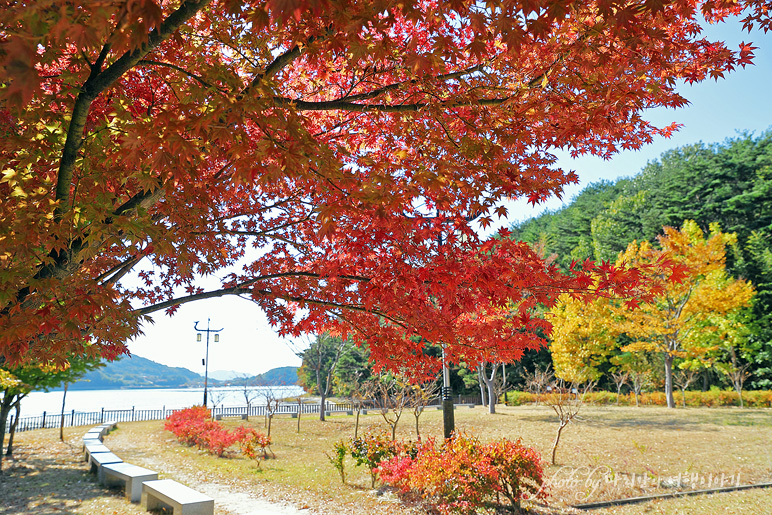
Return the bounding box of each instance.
[3,404,771,514]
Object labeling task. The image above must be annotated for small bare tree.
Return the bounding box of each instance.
[543,380,595,465]
[673,367,699,408]
[610,370,630,406]
[240,374,261,420]
[629,369,650,407]
[208,389,227,417]
[263,385,283,437]
[524,366,553,406]
[368,375,410,441]
[720,348,752,408]
[347,372,368,439]
[407,378,440,440]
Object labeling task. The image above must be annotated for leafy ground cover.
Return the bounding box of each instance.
[2,405,771,514]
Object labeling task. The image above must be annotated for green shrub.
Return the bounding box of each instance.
[502,390,772,408]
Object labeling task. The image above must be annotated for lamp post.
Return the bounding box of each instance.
[441,344,455,439]
[194,318,223,407]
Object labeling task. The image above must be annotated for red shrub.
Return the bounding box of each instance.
[378,434,546,514]
[234,426,272,459]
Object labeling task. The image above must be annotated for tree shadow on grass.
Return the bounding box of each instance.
[0,440,127,515]
[582,408,772,431]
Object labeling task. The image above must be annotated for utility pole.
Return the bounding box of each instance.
[194,318,223,407]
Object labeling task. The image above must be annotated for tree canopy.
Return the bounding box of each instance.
[0,0,763,372]
[513,132,772,388]
[550,221,755,406]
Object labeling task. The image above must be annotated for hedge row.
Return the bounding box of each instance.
[504,389,772,407]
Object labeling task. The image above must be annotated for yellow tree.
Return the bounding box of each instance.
[612,221,754,408]
[550,293,617,383]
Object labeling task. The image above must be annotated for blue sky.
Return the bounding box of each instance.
[128,19,772,376]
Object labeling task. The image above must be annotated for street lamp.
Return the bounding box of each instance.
[441,344,455,440]
[194,318,223,407]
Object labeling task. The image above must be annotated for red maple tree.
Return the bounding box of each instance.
[0,0,761,371]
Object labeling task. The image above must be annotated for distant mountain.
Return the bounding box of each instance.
[254,366,299,386]
[208,369,242,381]
[68,355,298,390]
[70,355,204,390]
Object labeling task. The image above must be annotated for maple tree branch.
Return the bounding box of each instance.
[132,271,372,316]
[341,64,487,102]
[241,30,330,99]
[114,185,166,218]
[272,96,511,112]
[55,0,214,219]
[97,254,145,287]
[137,59,221,90]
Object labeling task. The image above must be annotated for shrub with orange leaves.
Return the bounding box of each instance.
[378,433,546,514]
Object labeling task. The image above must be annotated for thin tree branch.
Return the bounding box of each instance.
[272,96,511,112]
[55,0,214,219]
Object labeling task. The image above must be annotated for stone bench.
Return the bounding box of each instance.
[83,441,110,462]
[84,428,104,441]
[82,435,103,451]
[101,462,158,502]
[141,479,214,515]
[214,414,248,421]
[89,451,123,482]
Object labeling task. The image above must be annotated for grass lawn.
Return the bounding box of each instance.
[2,405,771,514]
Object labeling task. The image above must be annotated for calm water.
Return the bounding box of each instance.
[21,386,304,418]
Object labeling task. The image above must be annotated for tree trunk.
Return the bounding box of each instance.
[296,397,302,433]
[477,365,487,407]
[59,382,69,441]
[319,388,327,422]
[664,353,675,408]
[634,384,641,407]
[551,422,566,465]
[6,402,21,457]
[480,363,499,415]
[0,392,15,473]
[733,380,745,408]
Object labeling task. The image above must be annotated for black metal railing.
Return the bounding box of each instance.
[6,394,481,433]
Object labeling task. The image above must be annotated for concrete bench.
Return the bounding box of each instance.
[83,441,110,462]
[85,428,104,441]
[82,435,102,451]
[141,479,214,515]
[215,414,249,421]
[101,462,158,502]
[89,451,123,481]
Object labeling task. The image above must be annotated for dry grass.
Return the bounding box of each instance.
[2,405,771,514]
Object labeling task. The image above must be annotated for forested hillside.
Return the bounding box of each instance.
[71,355,204,389]
[510,132,772,389]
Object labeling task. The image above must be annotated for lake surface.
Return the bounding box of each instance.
[21,386,305,418]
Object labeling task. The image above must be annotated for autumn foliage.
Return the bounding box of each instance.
[0,1,765,369]
[165,406,271,458]
[378,434,546,514]
[550,221,755,407]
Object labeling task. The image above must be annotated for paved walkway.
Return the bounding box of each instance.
[195,486,307,515]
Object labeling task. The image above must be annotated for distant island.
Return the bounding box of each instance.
[67,355,299,390]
